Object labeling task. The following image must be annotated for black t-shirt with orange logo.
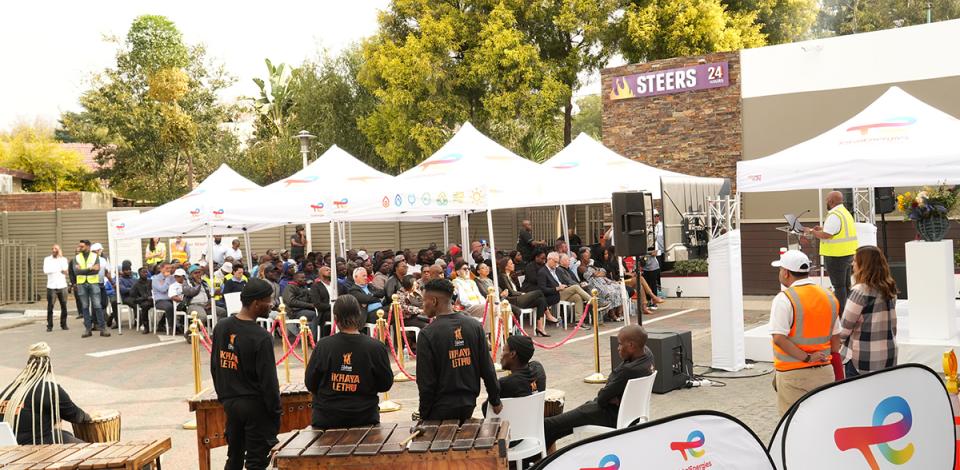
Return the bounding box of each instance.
[498,360,547,399]
[209,316,281,427]
[306,333,394,429]
[416,312,501,419]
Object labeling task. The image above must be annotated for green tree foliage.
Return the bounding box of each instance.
[289,46,385,172]
[359,0,568,170]
[0,125,99,192]
[571,94,602,139]
[817,0,960,36]
[722,0,819,43]
[60,14,237,203]
[618,0,767,62]
[252,59,295,140]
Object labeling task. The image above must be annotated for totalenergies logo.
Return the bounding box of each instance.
[580,454,619,470]
[114,223,126,231]
[189,208,201,218]
[332,198,349,209]
[309,202,325,214]
[212,209,225,219]
[846,117,916,136]
[283,175,319,186]
[551,161,579,170]
[670,430,706,461]
[834,396,914,470]
[418,153,463,171]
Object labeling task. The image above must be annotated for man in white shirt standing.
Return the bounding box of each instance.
[43,244,70,332]
[224,238,243,265]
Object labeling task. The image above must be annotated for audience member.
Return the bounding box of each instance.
[150,263,176,334]
[290,225,306,261]
[498,257,550,337]
[282,271,318,340]
[839,246,898,377]
[310,265,334,335]
[348,267,385,324]
[451,260,485,319]
[224,239,243,264]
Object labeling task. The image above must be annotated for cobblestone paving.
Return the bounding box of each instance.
[0,303,778,468]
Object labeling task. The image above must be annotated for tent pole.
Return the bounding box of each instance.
[243,229,253,269]
[561,205,570,249]
[206,225,216,320]
[817,188,824,287]
[329,221,338,302]
[443,216,450,250]
[460,210,470,255]
[486,209,500,304]
[109,236,122,335]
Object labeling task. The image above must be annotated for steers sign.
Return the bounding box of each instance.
[609,62,729,101]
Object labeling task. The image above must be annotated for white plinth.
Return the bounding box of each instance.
[707,230,745,372]
[906,240,957,341]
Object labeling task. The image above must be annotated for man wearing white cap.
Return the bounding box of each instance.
[769,250,840,415]
[91,243,116,328]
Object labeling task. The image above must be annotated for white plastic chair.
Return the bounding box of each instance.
[557,301,575,329]
[118,304,135,330]
[224,292,242,316]
[0,422,16,446]
[518,307,535,329]
[489,392,546,467]
[172,301,188,337]
[573,372,658,439]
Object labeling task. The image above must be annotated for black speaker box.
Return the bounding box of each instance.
[875,187,896,214]
[889,262,908,299]
[611,191,650,257]
[610,330,691,394]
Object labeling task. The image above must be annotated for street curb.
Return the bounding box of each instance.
[0,318,41,331]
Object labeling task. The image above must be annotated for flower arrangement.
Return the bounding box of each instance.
[895,184,959,221]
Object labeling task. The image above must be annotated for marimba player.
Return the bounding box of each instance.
[416,279,502,422]
[0,342,92,444]
[305,294,393,429]
[210,278,281,470]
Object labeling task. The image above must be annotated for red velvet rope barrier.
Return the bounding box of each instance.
[398,312,416,359]
[275,333,302,366]
[513,302,591,350]
[384,327,417,382]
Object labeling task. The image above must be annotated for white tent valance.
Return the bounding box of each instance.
[737,86,960,192]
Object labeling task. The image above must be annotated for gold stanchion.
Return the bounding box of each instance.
[584,289,607,384]
[299,316,310,366]
[278,303,291,384]
[183,313,201,429]
[501,299,511,346]
[486,287,503,373]
[391,296,411,382]
[376,309,401,413]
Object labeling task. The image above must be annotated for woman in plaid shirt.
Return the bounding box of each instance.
[839,246,898,377]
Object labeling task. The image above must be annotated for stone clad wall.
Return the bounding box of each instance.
[600,51,741,189]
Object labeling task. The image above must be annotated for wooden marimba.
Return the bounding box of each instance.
[0,438,170,470]
[272,419,509,469]
[188,382,312,470]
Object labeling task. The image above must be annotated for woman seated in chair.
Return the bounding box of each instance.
[577,248,624,322]
[1,342,92,444]
[498,258,551,337]
[395,275,428,353]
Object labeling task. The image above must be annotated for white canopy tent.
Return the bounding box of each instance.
[737,86,960,193]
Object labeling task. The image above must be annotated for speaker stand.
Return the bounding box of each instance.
[636,259,644,326]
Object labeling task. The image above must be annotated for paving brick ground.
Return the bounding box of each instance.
[0,301,778,468]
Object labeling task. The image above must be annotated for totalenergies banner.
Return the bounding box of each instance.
[536,411,774,470]
[770,364,955,469]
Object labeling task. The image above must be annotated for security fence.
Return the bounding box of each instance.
[0,239,38,305]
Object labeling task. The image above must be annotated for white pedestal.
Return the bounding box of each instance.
[707,230,745,372]
[906,240,957,341]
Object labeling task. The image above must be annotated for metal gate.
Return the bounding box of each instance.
[0,240,37,305]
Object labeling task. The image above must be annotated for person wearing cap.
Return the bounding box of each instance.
[73,240,109,338]
[90,243,116,328]
[210,278,282,470]
[416,278,502,422]
[483,336,547,416]
[769,250,841,415]
[805,191,858,313]
[184,265,225,326]
[167,268,187,326]
[1,342,93,444]
[215,261,232,284]
[151,262,176,334]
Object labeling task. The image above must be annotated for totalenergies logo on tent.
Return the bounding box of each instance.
[283,175,319,186]
[189,208,201,218]
[670,430,706,461]
[579,454,619,470]
[309,202,325,215]
[418,153,463,171]
[846,117,916,136]
[551,161,579,170]
[212,208,225,220]
[114,223,126,231]
[332,198,349,210]
[834,396,914,470]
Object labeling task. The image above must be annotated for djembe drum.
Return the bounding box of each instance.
[72,409,121,443]
[544,389,565,418]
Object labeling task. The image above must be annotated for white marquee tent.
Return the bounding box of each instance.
[736,86,960,193]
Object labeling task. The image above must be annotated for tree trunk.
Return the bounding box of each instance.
[187,152,195,189]
[563,96,573,146]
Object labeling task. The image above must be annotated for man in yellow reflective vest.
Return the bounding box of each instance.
[805,191,858,312]
[170,236,190,264]
[769,250,840,415]
[72,240,110,338]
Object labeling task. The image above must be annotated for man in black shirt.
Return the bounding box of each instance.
[543,325,655,448]
[416,279,502,422]
[483,336,547,415]
[305,295,393,429]
[281,272,317,341]
[517,220,537,264]
[210,278,281,470]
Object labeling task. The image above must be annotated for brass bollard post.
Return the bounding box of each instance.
[183,315,202,430]
[584,289,607,384]
[376,309,401,412]
[299,316,310,366]
[392,298,411,382]
[278,303,291,384]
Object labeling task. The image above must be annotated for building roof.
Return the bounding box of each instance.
[0,167,34,180]
[60,143,102,171]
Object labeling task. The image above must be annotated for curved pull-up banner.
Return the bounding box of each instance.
[770,364,955,469]
[535,410,775,469]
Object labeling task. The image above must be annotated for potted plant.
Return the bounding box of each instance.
[896,184,959,242]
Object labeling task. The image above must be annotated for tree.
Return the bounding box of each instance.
[618,0,767,62]
[0,124,99,192]
[722,0,819,43]
[571,94,602,139]
[359,1,568,170]
[252,59,295,140]
[60,15,237,203]
[288,45,386,171]
[816,0,960,36]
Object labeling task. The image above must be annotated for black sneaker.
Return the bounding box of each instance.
[100,330,111,337]
[46,326,53,332]
[61,325,69,330]
[81,331,92,338]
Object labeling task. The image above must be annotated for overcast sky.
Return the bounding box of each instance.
[0,0,389,131]
[0,0,604,133]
